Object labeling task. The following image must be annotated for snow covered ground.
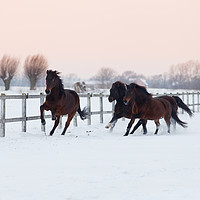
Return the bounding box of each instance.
[0,86,200,200]
[0,111,200,200]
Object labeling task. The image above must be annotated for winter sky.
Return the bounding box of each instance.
[0,0,200,78]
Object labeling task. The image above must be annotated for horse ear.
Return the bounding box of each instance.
[46,70,49,74]
[54,70,60,75]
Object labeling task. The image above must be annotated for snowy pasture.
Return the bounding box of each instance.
[0,87,200,200]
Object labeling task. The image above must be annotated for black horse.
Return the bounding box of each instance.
[105,81,148,134]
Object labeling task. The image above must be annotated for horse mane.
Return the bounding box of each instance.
[48,70,65,96]
[130,83,152,97]
[114,81,127,90]
[113,81,127,99]
[55,72,65,96]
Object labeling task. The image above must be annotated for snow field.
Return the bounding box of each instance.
[0,87,200,200]
[0,112,200,200]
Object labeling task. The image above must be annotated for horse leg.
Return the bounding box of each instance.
[167,120,171,133]
[124,117,136,136]
[51,108,57,120]
[49,116,60,136]
[105,113,123,129]
[110,119,118,132]
[171,118,176,130]
[154,120,160,135]
[130,119,147,135]
[61,112,76,135]
[40,103,50,125]
[124,113,142,136]
[164,115,171,133]
[142,119,148,134]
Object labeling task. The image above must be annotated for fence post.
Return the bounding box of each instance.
[0,93,6,137]
[59,116,63,129]
[40,93,45,132]
[198,92,200,112]
[187,92,189,107]
[87,93,91,125]
[73,114,78,127]
[182,92,185,114]
[22,93,27,132]
[100,93,103,123]
[192,93,195,112]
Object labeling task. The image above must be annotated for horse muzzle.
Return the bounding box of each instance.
[108,96,114,102]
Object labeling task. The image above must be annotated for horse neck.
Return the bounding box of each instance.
[115,99,124,107]
[135,92,151,106]
[50,85,65,100]
[115,95,124,103]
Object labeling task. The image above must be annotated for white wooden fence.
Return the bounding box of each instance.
[0,92,200,137]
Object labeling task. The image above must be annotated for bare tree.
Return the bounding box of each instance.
[119,70,138,83]
[93,67,117,89]
[24,54,48,90]
[63,73,80,88]
[169,60,200,89]
[0,55,19,90]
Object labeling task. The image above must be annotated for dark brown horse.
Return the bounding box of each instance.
[40,70,87,136]
[156,95,192,129]
[106,81,192,135]
[105,81,147,134]
[123,83,187,136]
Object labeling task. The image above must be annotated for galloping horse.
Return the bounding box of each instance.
[40,70,87,136]
[105,81,148,134]
[123,83,187,136]
[106,81,192,135]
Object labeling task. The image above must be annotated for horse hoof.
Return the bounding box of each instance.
[41,119,46,125]
[105,123,111,129]
[123,134,129,136]
[49,132,54,136]
[52,117,58,121]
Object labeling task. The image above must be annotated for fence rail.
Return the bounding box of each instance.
[0,91,200,137]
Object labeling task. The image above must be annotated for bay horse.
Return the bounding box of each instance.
[156,95,193,129]
[40,70,87,136]
[106,81,192,135]
[105,81,148,134]
[123,83,187,136]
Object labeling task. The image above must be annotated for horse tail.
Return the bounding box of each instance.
[77,106,88,120]
[172,96,193,117]
[171,106,187,128]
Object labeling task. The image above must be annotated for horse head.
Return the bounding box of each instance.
[123,83,136,105]
[123,83,151,105]
[45,70,61,95]
[108,81,127,102]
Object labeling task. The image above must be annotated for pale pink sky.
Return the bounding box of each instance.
[0,0,200,78]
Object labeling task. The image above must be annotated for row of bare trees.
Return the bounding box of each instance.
[0,55,199,90]
[91,67,145,89]
[147,60,200,90]
[92,60,200,90]
[0,54,48,90]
